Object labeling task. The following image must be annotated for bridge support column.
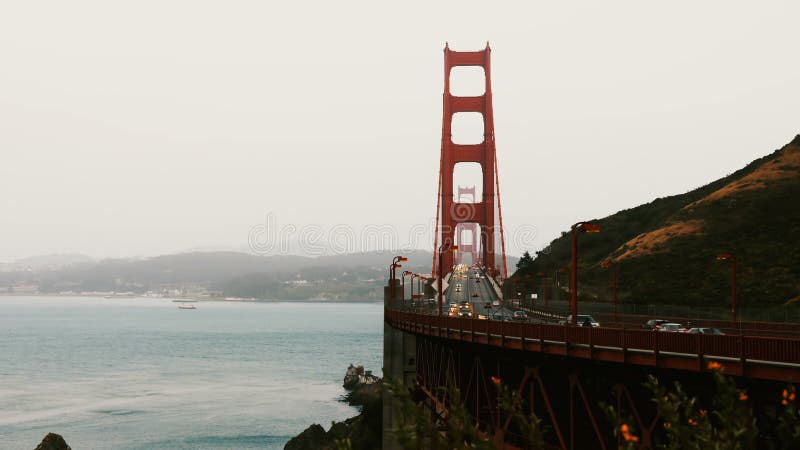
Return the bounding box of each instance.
[382,319,417,450]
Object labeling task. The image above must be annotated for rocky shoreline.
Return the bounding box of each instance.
[284,364,383,450]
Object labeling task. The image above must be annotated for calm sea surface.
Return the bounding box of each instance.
[0,297,383,449]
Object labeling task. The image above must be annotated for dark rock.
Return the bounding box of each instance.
[34,433,71,450]
[284,424,334,450]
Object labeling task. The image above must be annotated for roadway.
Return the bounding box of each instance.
[443,265,516,320]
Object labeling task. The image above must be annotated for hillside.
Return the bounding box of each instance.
[512,135,800,308]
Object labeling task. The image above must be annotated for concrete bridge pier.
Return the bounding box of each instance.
[383,279,416,450]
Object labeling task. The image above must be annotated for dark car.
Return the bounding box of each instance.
[512,310,528,321]
[491,312,514,321]
[458,308,472,318]
[642,319,670,330]
[559,314,599,327]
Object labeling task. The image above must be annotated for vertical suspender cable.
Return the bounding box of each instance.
[494,151,508,279]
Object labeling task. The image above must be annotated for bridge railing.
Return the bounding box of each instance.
[385,308,800,369]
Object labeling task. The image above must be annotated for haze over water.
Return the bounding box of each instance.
[0,297,383,449]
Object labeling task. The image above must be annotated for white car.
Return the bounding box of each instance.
[658,323,685,332]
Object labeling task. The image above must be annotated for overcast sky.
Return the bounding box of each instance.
[1,1,798,262]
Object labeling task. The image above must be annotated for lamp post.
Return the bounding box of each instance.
[537,272,549,311]
[601,261,618,322]
[388,256,407,304]
[401,270,412,304]
[409,273,418,305]
[437,244,458,316]
[553,267,569,300]
[716,253,737,322]
[525,274,533,308]
[570,222,601,324]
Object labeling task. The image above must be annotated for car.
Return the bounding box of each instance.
[476,279,481,283]
[484,302,492,309]
[491,312,514,321]
[472,293,479,298]
[686,327,724,335]
[458,308,472,318]
[558,314,599,327]
[459,300,469,306]
[512,311,528,321]
[449,302,458,308]
[455,284,462,292]
[642,319,670,330]
[658,323,685,332]
[492,300,501,307]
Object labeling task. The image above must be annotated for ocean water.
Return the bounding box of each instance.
[0,297,383,450]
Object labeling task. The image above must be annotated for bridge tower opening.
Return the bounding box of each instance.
[455,186,479,266]
[433,43,508,278]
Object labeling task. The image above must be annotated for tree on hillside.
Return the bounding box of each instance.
[517,251,535,272]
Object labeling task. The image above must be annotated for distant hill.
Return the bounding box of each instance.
[513,135,800,308]
[12,253,94,270]
[27,250,436,300]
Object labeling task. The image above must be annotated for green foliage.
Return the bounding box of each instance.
[391,369,799,449]
[777,385,800,448]
[386,378,545,449]
[516,251,535,272]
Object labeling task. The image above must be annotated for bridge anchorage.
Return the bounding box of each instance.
[384,44,800,450]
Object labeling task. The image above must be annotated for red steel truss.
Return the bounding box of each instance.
[389,309,800,448]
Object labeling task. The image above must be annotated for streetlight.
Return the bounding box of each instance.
[409,273,422,311]
[401,270,413,304]
[570,222,601,325]
[601,260,618,322]
[537,271,549,311]
[554,266,569,305]
[388,256,407,303]
[524,274,533,308]
[716,253,737,322]
[437,244,458,316]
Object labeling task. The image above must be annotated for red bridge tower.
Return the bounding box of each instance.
[433,43,507,278]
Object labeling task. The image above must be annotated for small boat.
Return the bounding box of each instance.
[178,304,197,310]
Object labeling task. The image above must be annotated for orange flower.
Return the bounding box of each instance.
[688,418,698,426]
[783,399,789,406]
[783,389,789,399]
[620,423,639,443]
[707,361,723,371]
[739,392,748,401]
[663,422,672,429]
[490,376,502,385]
[699,409,707,416]
[790,393,796,402]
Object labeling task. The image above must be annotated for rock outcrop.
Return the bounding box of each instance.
[285,365,382,450]
[343,364,380,390]
[34,433,71,450]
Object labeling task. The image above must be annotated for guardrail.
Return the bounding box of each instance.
[385,308,800,383]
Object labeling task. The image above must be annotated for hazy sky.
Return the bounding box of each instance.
[1,1,798,262]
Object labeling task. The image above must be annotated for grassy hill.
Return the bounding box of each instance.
[512,135,800,309]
